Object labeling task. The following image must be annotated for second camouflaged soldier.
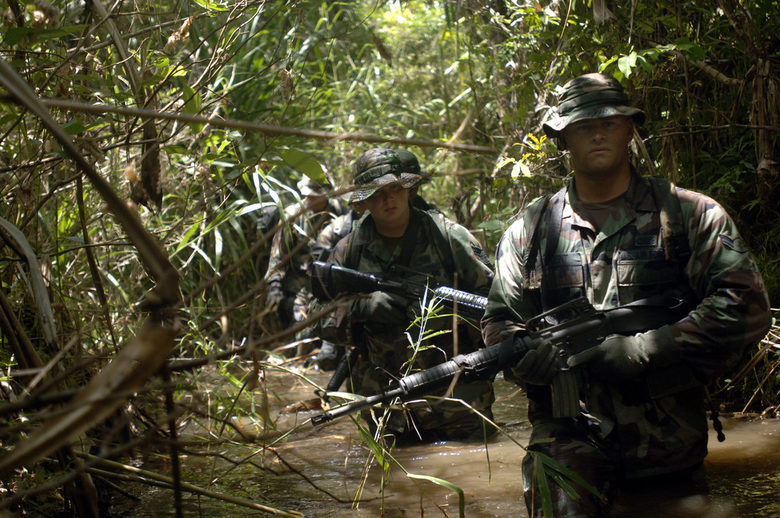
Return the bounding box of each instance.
[482,73,771,517]
[265,176,347,356]
[316,147,496,442]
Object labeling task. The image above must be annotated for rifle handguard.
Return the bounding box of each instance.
[311,344,513,426]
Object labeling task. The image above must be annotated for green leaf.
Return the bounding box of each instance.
[637,55,652,73]
[192,0,229,11]
[357,423,389,471]
[62,118,88,135]
[407,473,465,518]
[173,221,202,256]
[617,55,632,78]
[477,220,506,232]
[534,455,554,518]
[182,85,204,132]
[279,149,327,184]
[510,160,531,179]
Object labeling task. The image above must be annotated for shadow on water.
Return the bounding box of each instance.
[114,369,780,517]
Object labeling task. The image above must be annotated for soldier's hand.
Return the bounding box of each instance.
[266,281,284,311]
[566,329,679,380]
[352,291,407,325]
[511,340,558,385]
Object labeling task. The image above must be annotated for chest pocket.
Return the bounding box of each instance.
[541,252,585,309]
[616,247,683,304]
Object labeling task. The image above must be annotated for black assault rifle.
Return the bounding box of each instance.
[310,260,489,402]
[311,260,488,322]
[311,294,689,425]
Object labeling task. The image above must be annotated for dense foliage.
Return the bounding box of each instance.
[0,0,777,515]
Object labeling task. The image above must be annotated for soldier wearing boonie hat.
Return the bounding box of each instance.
[264,172,347,357]
[312,147,497,443]
[482,72,771,517]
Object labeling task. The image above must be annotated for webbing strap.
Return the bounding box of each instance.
[543,189,566,267]
[521,194,552,282]
[649,177,691,265]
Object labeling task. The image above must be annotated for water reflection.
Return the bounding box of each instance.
[116,369,779,517]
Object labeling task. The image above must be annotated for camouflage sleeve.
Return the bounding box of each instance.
[672,188,772,380]
[264,225,287,285]
[480,219,540,346]
[311,219,337,262]
[263,203,301,284]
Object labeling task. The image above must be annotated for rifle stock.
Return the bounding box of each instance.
[311,295,689,425]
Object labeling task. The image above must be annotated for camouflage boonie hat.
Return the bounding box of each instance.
[350,148,421,202]
[542,73,646,138]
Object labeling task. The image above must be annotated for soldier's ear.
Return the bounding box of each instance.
[624,118,635,145]
[557,136,568,151]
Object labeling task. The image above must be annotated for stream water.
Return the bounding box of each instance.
[114,368,779,517]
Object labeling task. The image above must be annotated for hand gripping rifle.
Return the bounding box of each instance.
[311,294,689,425]
[310,261,489,402]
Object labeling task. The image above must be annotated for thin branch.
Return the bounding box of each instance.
[27,98,497,154]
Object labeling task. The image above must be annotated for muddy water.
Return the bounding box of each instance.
[119,369,779,517]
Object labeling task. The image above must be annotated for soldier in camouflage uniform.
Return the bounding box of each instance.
[265,176,347,356]
[481,73,771,517]
[316,147,496,442]
[312,151,441,370]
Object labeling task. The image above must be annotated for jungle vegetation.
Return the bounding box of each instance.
[0,0,777,515]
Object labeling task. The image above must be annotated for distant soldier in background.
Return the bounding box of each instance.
[264,176,347,357]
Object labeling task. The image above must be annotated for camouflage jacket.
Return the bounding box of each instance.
[482,173,771,477]
[265,198,347,294]
[316,207,495,415]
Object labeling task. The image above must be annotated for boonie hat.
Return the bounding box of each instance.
[350,148,421,202]
[542,73,646,138]
[297,176,330,197]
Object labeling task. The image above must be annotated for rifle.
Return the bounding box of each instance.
[311,295,689,425]
[311,260,489,400]
[311,260,488,322]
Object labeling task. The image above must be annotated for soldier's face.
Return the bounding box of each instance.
[365,183,410,226]
[305,194,328,212]
[562,115,633,178]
